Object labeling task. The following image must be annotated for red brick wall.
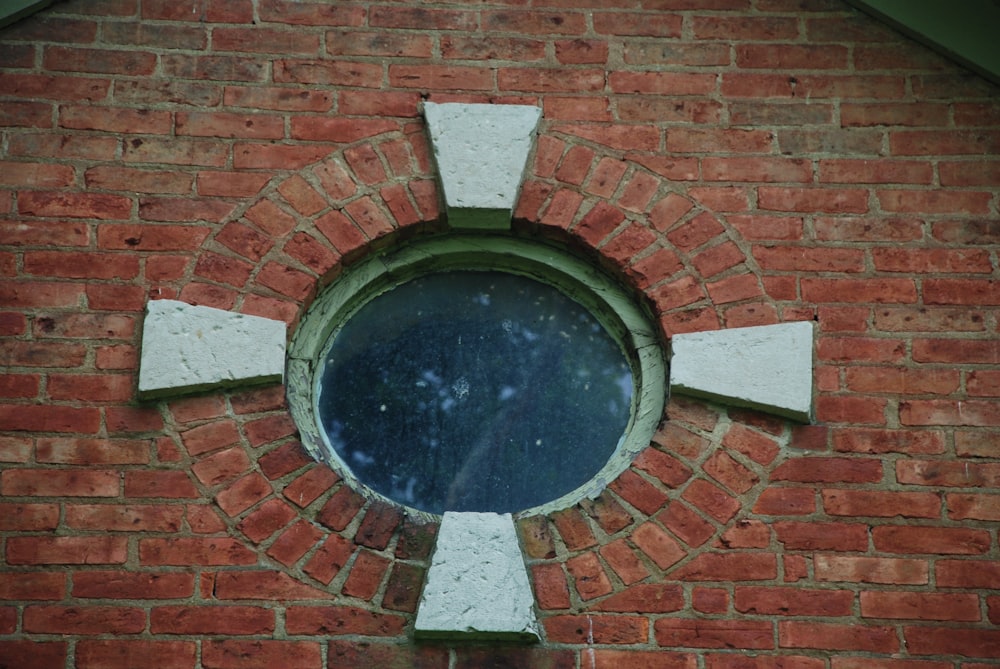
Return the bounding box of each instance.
[1,0,998,667]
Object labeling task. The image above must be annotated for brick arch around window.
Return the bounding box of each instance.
[147,122,808,638]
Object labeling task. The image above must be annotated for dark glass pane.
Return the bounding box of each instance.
[317,271,632,515]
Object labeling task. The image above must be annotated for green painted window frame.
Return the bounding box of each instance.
[287,233,667,519]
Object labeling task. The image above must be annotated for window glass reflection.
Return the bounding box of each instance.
[317,271,633,514]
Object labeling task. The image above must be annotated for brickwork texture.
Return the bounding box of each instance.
[1,0,998,667]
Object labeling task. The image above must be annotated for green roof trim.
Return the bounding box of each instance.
[846,0,1000,86]
[0,0,55,30]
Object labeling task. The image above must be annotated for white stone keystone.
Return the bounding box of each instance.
[138,299,286,398]
[414,511,539,641]
[422,102,542,230]
[669,321,815,422]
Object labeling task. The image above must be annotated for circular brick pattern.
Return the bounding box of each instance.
[159,127,795,627]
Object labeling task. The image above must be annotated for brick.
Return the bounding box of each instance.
[23,605,144,634]
[76,641,196,669]
[779,621,898,653]
[47,373,134,402]
[150,606,274,635]
[579,491,633,535]
[556,123,662,152]
[0,503,59,531]
[594,12,681,37]
[555,144,595,185]
[611,72,716,96]
[180,419,242,456]
[0,641,67,669]
[753,488,816,516]
[772,457,882,484]
[552,507,597,551]
[317,485,366,532]
[201,641,321,669]
[802,278,917,304]
[7,536,127,565]
[0,374,39,399]
[632,521,686,570]
[913,339,1000,364]
[19,191,132,219]
[390,64,493,91]
[935,560,1000,589]
[566,552,613,600]
[703,157,812,183]
[634,447,693,489]
[736,43,848,70]
[216,472,273,517]
[592,583,684,614]
[73,572,194,600]
[233,142,331,170]
[125,471,199,498]
[455,647,574,669]
[546,95,613,121]
[2,469,118,497]
[816,555,928,585]
[878,189,993,215]
[900,399,1000,427]
[668,128,774,154]
[483,8,587,34]
[441,34,545,62]
[327,641,447,669]
[682,479,740,524]
[736,586,853,617]
[191,448,250,486]
[259,442,312,480]
[947,493,1000,521]
[383,562,424,613]
[544,614,648,645]
[873,526,991,555]
[531,562,570,611]
[773,522,868,552]
[197,170,272,198]
[906,628,1000,659]
[692,588,729,615]
[139,538,256,566]
[243,413,297,447]
[354,503,402,551]
[217,221,277,260]
[692,15,798,40]
[237,498,297,544]
[267,520,324,567]
[98,223,210,251]
[722,423,780,466]
[656,619,774,650]
[341,550,390,601]
[599,538,650,585]
[187,505,226,534]
[0,572,65,600]
[282,466,340,509]
[657,502,715,547]
[65,504,183,532]
[286,605,405,636]
[290,117,398,144]
[302,534,354,585]
[833,428,944,455]
[861,591,979,622]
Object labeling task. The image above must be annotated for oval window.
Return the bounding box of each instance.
[287,235,666,518]
[317,270,632,515]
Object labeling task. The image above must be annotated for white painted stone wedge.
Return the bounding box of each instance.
[422,102,542,230]
[669,321,815,422]
[414,511,539,641]
[138,299,286,398]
